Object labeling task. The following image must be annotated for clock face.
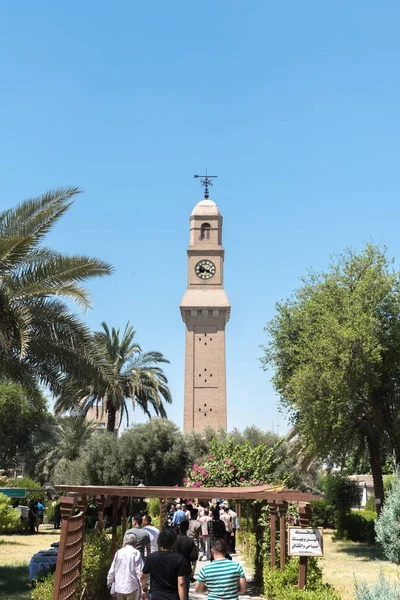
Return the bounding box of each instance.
[195,259,216,280]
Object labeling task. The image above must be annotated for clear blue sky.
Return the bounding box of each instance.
[1,1,400,433]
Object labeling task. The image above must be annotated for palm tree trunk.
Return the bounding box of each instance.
[366,432,384,515]
[107,406,116,433]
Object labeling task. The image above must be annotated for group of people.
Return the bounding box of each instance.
[28,500,45,534]
[107,502,246,600]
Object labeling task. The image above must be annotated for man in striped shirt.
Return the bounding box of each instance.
[195,539,247,600]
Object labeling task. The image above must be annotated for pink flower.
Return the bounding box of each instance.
[193,464,199,470]
[183,478,188,483]
[205,474,210,478]
[239,477,245,482]
[174,484,179,487]
[224,459,231,465]
[230,467,235,472]
[218,480,222,484]
[207,455,213,460]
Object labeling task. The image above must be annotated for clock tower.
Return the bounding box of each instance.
[180,192,231,432]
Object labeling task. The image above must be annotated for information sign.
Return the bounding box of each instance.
[0,488,27,498]
[288,527,323,557]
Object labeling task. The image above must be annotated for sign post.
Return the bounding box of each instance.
[0,488,26,498]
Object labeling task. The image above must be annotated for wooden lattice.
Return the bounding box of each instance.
[53,497,85,600]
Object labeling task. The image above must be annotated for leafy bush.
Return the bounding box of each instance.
[80,530,112,597]
[0,493,22,533]
[7,477,43,503]
[364,495,376,513]
[310,500,335,528]
[263,557,341,599]
[147,497,160,518]
[376,472,400,564]
[354,570,400,599]
[341,511,376,544]
[322,474,362,537]
[31,573,55,600]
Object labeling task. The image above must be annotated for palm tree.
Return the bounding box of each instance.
[38,415,97,481]
[0,187,113,396]
[55,322,172,432]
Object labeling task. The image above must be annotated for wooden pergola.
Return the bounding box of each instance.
[53,484,320,600]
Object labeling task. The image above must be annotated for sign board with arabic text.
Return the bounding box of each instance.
[288,527,323,557]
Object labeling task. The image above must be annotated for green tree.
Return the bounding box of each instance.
[0,187,113,397]
[375,471,400,564]
[38,415,97,481]
[55,322,172,433]
[119,419,190,485]
[262,244,400,509]
[53,432,122,486]
[0,383,48,471]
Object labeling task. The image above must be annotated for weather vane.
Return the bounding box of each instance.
[194,169,218,199]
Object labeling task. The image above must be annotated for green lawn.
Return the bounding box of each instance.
[321,530,400,600]
[0,529,60,600]
[0,563,31,600]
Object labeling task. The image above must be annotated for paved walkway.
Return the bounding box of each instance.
[189,551,260,600]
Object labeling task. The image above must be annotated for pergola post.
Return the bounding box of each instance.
[111,496,119,557]
[96,495,106,533]
[160,497,167,529]
[269,502,279,569]
[121,498,127,539]
[278,501,288,570]
[298,502,312,590]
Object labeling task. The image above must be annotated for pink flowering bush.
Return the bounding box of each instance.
[185,438,286,488]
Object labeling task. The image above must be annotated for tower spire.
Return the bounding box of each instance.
[194,169,218,200]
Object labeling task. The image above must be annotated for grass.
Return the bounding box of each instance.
[0,528,60,600]
[321,530,400,600]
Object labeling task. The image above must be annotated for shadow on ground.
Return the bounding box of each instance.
[334,542,387,562]
[0,565,30,600]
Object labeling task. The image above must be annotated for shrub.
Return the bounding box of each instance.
[309,500,335,528]
[263,557,341,599]
[0,493,22,533]
[322,474,362,537]
[364,495,376,513]
[31,573,55,600]
[341,511,376,544]
[354,570,400,599]
[147,497,160,518]
[376,471,400,564]
[7,477,43,503]
[80,530,112,598]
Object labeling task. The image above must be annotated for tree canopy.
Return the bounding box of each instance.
[262,243,400,507]
[0,187,113,397]
[0,383,48,471]
[55,322,172,432]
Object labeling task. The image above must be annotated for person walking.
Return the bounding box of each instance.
[141,530,190,600]
[207,507,226,562]
[220,506,233,551]
[174,520,198,599]
[172,504,187,529]
[187,508,201,579]
[143,515,160,554]
[126,515,151,559]
[198,507,212,561]
[107,532,143,600]
[228,507,239,554]
[195,539,247,600]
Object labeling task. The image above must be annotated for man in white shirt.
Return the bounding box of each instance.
[143,514,160,554]
[107,532,143,600]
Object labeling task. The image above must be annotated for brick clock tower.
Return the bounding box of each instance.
[180,184,230,432]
